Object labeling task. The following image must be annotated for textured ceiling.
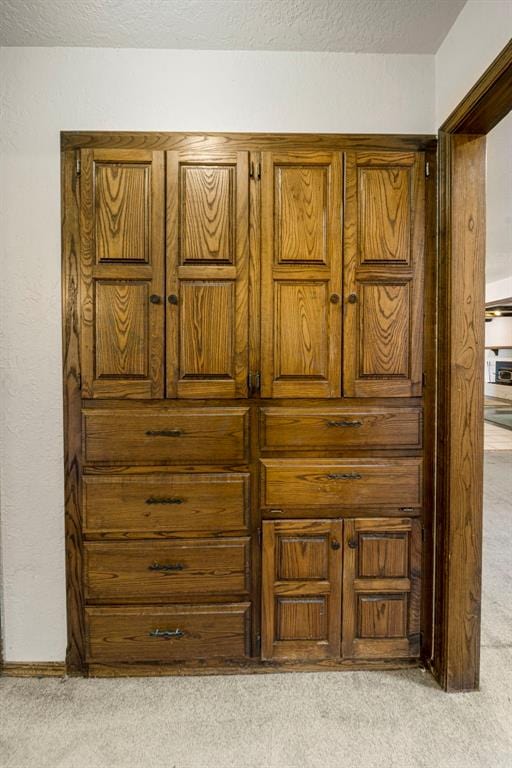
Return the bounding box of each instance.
[0,0,466,54]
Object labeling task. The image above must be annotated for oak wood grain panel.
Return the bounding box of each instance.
[182,164,234,263]
[80,149,165,398]
[85,539,250,600]
[359,167,410,264]
[358,533,408,578]
[167,151,249,398]
[261,152,342,398]
[343,518,421,659]
[95,281,148,377]
[262,520,342,660]
[276,165,327,264]
[260,406,422,450]
[179,281,234,381]
[95,163,149,262]
[61,149,86,674]
[360,283,409,377]
[86,603,251,663]
[343,151,424,398]
[83,407,249,464]
[83,472,249,534]
[275,282,328,378]
[261,458,422,509]
[277,598,327,640]
[358,595,407,638]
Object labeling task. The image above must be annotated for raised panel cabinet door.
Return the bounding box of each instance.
[166,151,250,398]
[342,518,421,659]
[261,520,342,660]
[80,149,165,398]
[260,152,343,398]
[343,152,425,397]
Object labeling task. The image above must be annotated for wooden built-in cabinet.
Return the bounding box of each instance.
[62,131,434,677]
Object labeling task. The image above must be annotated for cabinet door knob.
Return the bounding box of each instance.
[149,294,161,304]
[348,538,358,549]
[168,294,179,305]
[330,294,340,304]
[331,539,341,550]
[347,293,357,304]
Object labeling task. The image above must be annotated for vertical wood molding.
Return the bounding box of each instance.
[435,133,485,691]
[62,149,86,674]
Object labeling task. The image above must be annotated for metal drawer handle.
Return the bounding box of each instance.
[145,429,182,437]
[148,562,184,572]
[327,420,362,428]
[145,497,183,505]
[327,472,362,480]
[149,629,185,639]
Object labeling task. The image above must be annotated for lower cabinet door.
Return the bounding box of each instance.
[261,520,342,661]
[342,518,421,659]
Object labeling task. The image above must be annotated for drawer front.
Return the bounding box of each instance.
[260,407,421,450]
[83,473,249,534]
[261,458,422,509]
[85,539,250,600]
[83,407,249,464]
[86,604,251,662]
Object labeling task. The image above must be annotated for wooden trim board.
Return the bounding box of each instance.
[434,40,512,692]
[2,663,66,678]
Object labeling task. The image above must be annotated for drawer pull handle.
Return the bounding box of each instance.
[145,497,183,505]
[145,429,182,437]
[148,562,184,572]
[149,629,185,639]
[327,472,362,480]
[327,420,362,428]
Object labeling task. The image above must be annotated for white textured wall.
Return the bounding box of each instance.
[0,47,434,661]
[486,110,512,283]
[435,0,512,126]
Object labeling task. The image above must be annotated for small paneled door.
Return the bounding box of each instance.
[79,149,165,398]
[343,152,425,397]
[261,520,342,660]
[260,152,343,398]
[342,518,421,658]
[166,150,250,398]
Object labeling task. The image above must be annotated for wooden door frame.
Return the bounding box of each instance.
[434,40,512,692]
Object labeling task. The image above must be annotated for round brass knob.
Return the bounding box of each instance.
[149,294,161,304]
[330,294,340,304]
[168,294,179,305]
[347,293,357,304]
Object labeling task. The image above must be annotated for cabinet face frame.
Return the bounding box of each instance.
[61,130,436,678]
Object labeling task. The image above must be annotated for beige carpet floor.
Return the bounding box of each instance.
[1,450,511,768]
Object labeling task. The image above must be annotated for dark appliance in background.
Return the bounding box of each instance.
[496,361,512,384]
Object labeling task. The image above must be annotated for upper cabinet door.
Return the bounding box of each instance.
[166,151,250,398]
[80,149,165,399]
[343,152,425,397]
[260,152,343,398]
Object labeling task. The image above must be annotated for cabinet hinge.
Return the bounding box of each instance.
[399,507,415,514]
[425,161,430,178]
[250,161,261,180]
[422,372,427,387]
[257,527,262,545]
[75,150,81,177]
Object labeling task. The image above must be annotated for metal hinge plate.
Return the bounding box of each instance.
[75,150,81,177]
[425,161,430,177]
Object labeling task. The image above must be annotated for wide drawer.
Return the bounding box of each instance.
[85,539,250,601]
[83,473,249,535]
[261,458,422,509]
[260,407,421,450]
[86,604,251,662]
[83,407,249,464]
